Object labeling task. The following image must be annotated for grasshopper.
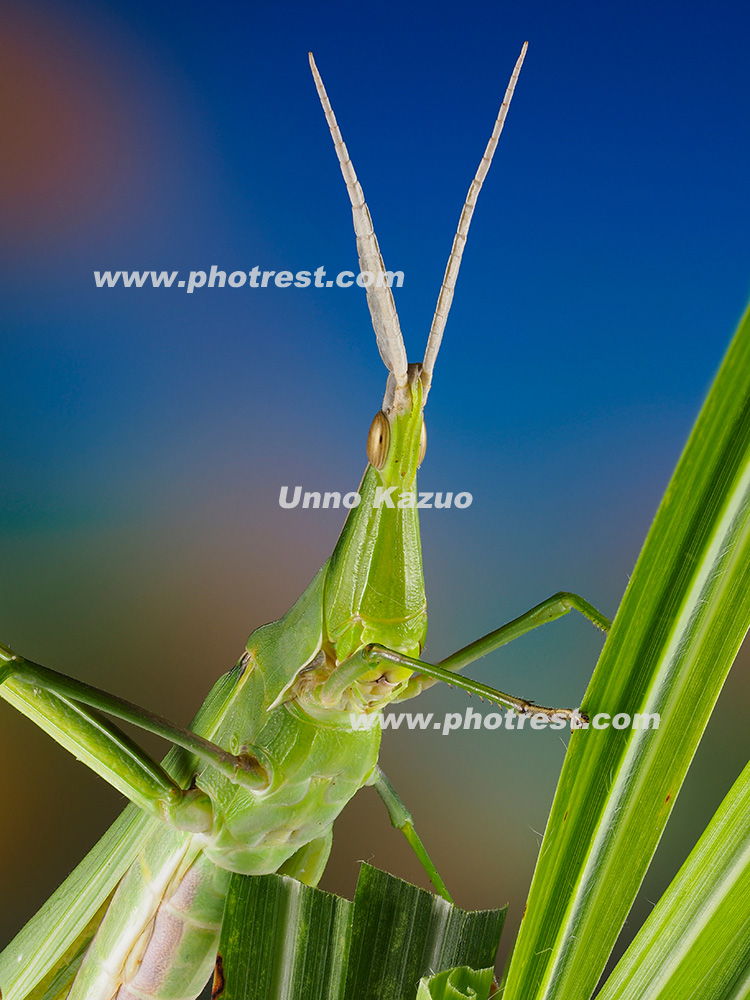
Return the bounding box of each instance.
[0,45,609,1000]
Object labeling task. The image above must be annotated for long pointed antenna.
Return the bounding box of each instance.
[421,42,528,399]
[309,53,409,393]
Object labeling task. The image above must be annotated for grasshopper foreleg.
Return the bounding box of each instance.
[437,592,610,677]
[367,592,611,722]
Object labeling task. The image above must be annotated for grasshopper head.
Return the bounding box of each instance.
[322,354,428,679]
[367,362,427,490]
[309,48,526,705]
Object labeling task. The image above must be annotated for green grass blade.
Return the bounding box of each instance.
[344,865,505,1000]
[217,872,352,1000]
[596,759,750,1000]
[503,304,750,1000]
[218,865,506,1000]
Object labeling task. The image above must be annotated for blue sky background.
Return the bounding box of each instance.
[1,0,749,974]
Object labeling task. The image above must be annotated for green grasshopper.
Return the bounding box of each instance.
[0,45,610,1000]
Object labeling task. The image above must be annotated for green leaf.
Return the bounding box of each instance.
[345,865,504,1000]
[503,304,750,1000]
[217,864,506,1000]
[596,759,750,1000]
[217,871,351,1000]
[415,966,495,1000]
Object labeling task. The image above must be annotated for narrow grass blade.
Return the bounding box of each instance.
[596,759,750,1000]
[504,305,750,1000]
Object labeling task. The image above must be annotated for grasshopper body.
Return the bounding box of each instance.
[0,45,609,999]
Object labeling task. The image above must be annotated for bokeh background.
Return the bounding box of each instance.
[1,0,749,981]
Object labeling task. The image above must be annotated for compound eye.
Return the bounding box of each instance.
[418,419,427,466]
[367,411,390,469]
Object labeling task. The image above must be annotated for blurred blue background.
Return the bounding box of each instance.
[1,0,749,976]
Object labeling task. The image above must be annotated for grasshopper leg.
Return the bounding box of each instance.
[366,592,611,722]
[369,766,453,902]
[0,644,270,830]
[277,829,334,887]
[436,592,610,677]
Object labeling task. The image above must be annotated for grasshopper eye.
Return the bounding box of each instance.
[418,419,427,465]
[367,411,390,469]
